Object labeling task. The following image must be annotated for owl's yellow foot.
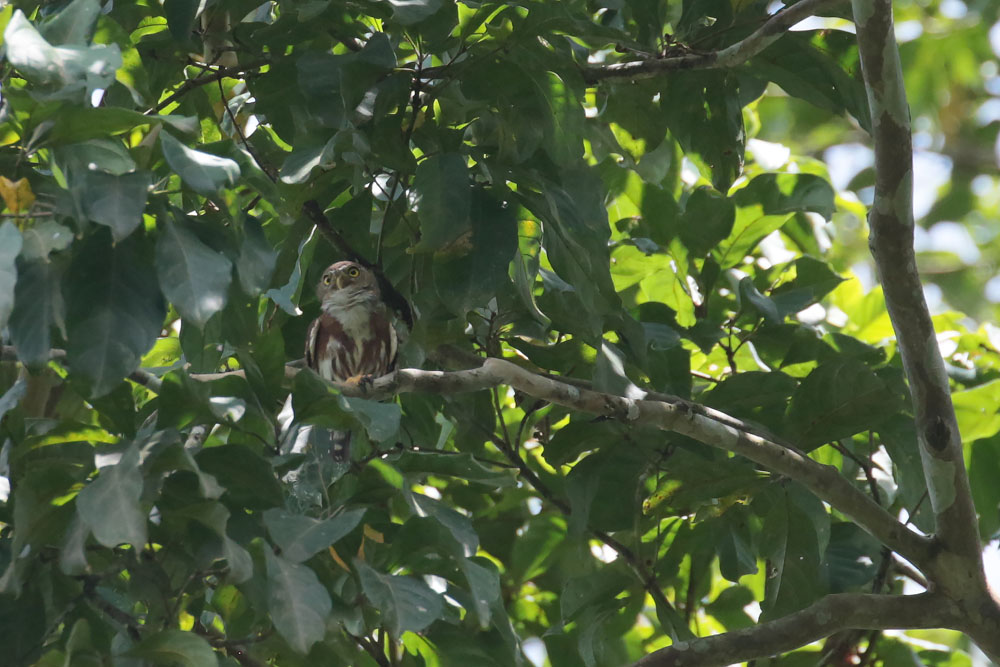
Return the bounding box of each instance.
[343,373,376,393]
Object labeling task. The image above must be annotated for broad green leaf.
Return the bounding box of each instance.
[38,0,100,45]
[753,31,871,133]
[433,188,517,315]
[265,550,332,653]
[952,378,1000,442]
[76,445,146,551]
[57,137,137,175]
[340,396,401,443]
[388,0,443,25]
[460,557,502,628]
[78,170,152,240]
[124,629,216,667]
[155,219,233,328]
[163,0,205,41]
[732,173,835,220]
[3,11,121,102]
[759,485,829,620]
[716,508,758,582]
[356,561,444,636]
[0,377,27,423]
[391,451,517,487]
[407,491,478,557]
[236,216,277,296]
[0,221,22,329]
[175,501,253,583]
[160,132,240,195]
[824,522,880,591]
[20,220,72,261]
[510,515,567,584]
[413,153,471,250]
[770,257,845,316]
[263,507,365,563]
[195,444,284,509]
[64,231,165,397]
[787,358,902,448]
[679,186,735,256]
[738,276,781,324]
[9,256,66,368]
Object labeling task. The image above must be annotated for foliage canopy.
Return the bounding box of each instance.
[2,0,1000,665]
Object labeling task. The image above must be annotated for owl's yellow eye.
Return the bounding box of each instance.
[322,274,332,285]
[348,267,360,277]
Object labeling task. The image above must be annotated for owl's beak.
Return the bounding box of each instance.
[335,271,349,289]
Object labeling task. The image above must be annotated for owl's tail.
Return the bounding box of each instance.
[330,429,352,462]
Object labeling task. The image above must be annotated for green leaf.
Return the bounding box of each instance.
[78,170,152,240]
[38,0,100,45]
[57,137,137,176]
[679,187,735,256]
[163,0,205,41]
[76,445,146,551]
[195,444,284,509]
[236,216,277,296]
[263,507,365,563]
[160,132,240,195]
[952,378,1000,442]
[459,557,502,628]
[433,188,517,314]
[0,377,27,423]
[787,358,902,448]
[824,522,880,591]
[20,220,72,261]
[356,561,444,636]
[124,629,217,667]
[407,491,478,556]
[155,219,233,328]
[770,257,845,316]
[413,153,471,250]
[340,396,401,443]
[64,231,165,397]
[391,451,517,488]
[0,221,22,330]
[388,0,443,25]
[759,485,829,620]
[9,256,66,368]
[510,515,567,584]
[265,550,332,653]
[3,10,121,102]
[738,276,781,324]
[175,501,253,583]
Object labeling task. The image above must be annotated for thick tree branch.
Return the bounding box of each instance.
[634,592,957,667]
[580,0,845,84]
[323,359,932,568]
[852,0,983,577]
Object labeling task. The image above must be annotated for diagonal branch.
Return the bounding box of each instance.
[851,0,984,575]
[580,0,845,84]
[633,592,958,667]
[2,345,933,572]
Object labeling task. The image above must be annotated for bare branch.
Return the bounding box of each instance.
[580,0,845,84]
[634,592,957,667]
[851,0,983,574]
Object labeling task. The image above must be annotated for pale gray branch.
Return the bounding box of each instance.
[634,593,957,667]
[852,0,983,578]
[581,0,845,84]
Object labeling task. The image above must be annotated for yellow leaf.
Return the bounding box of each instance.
[329,545,350,572]
[0,176,34,214]
[363,525,384,543]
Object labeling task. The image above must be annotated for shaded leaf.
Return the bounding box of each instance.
[266,550,332,653]
[357,561,444,636]
[0,221,22,330]
[9,256,66,368]
[156,219,233,328]
[125,629,217,667]
[263,507,365,563]
[64,231,165,397]
[76,445,146,551]
[160,132,240,195]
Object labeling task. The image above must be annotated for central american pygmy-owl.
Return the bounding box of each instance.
[304,260,398,459]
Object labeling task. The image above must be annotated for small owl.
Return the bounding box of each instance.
[304,260,398,459]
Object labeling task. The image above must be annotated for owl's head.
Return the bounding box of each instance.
[317,260,380,304]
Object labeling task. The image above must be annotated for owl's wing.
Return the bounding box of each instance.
[304,317,320,371]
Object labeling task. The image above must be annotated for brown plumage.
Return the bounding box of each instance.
[305,261,398,459]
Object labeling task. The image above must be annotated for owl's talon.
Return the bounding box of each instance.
[344,373,376,394]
